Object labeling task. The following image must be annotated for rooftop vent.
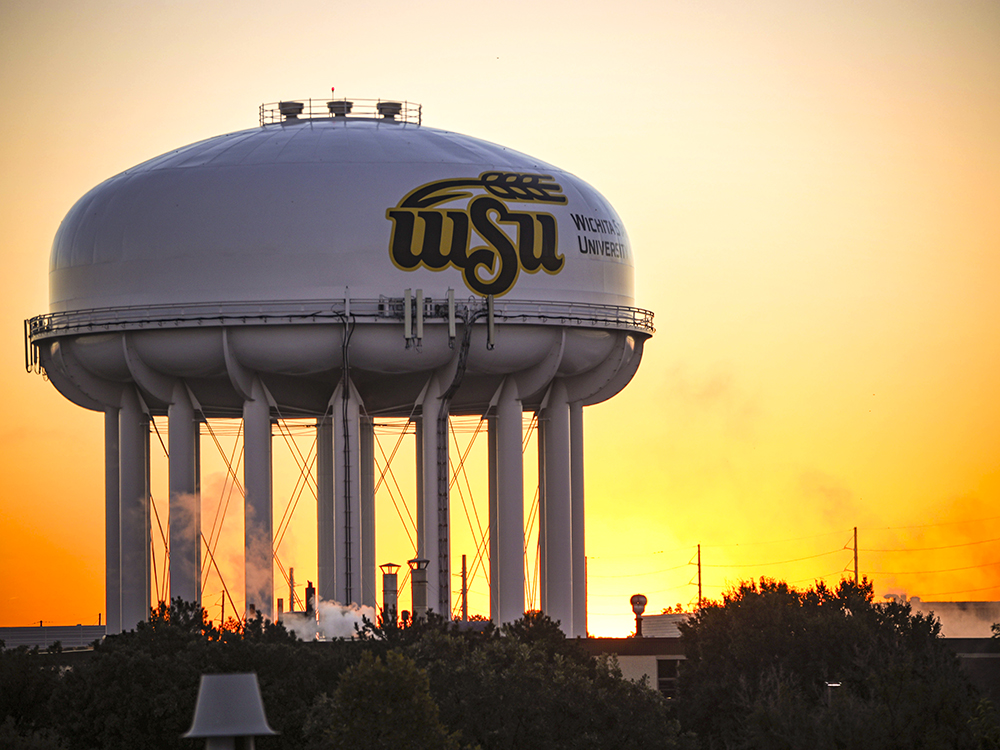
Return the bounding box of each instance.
[278,101,304,119]
[328,100,353,116]
[377,101,403,120]
[259,97,421,126]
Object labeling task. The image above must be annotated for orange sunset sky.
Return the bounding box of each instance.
[1,1,999,637]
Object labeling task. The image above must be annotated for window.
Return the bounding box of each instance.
[657,658,681,698]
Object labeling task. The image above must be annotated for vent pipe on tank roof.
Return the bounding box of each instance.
[328,100,353,116]
[278,101,304,119]
[377,101,402,119]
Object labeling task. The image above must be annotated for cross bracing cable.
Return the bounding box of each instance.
[201,531,241,627]
[200,419,244,583]
[372,428,417,550]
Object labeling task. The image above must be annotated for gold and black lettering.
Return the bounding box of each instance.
[386,171,566,297]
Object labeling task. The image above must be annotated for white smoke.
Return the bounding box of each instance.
[281,597,378,641]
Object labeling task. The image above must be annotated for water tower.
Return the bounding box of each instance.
[25,97,653,636]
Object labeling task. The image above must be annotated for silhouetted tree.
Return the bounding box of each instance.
[4,601,689,750]
[678,577,987,749]
[305,650,459,750]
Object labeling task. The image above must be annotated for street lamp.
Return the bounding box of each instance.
[184,673,277,749]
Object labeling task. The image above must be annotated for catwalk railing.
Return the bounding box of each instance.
[25,297,655,372]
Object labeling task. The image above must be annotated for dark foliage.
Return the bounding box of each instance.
[44,599,358,750]
[677,577,999,750]
[2,601,687,750]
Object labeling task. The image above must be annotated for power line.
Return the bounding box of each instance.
[868,560,1000,576]
[861,536,1000,553]
[701,548,846,568]
[588,562,692,578]
[879,515,1000,531]
[918,583,1000,598]
[699,528,853,549]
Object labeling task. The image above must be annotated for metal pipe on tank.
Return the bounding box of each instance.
[243,377,273,620]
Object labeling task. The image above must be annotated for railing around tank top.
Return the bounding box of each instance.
[259,98,422,126]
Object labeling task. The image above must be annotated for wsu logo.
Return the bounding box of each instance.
[386,172,567,296]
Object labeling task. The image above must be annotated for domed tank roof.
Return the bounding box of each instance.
[49,101,635,315]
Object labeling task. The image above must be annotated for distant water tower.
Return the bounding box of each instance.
[26,97,653,636]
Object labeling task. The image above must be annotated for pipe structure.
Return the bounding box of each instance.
[570,400,587,637]
[540,381,573,634]
[104,407,121,635]
[168,383,200,605]
[316,415,334,601]
[493,379,525,624]
[119,387,150,631]
[243,377,273,619]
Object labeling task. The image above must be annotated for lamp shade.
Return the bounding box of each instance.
[184,673,278,739]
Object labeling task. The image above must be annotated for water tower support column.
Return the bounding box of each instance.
[243,378,273,619]
[332,378,362,605]
[316,416,334,602]
[416,375,450,618]
[119,386,150,630]
[493,379,525,624]
[488,415,499,620]
[105,406,121,635]
[168,383,200,605]
[540,381,572,634]
[360,416,376,608]
[570,401,587,637]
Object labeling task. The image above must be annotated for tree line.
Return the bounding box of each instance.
[2,578,999,749]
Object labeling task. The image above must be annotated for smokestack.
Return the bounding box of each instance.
[380,562,401,625]
[305,581,316,617]
[408,558,429,620]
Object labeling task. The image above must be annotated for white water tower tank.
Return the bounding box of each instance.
[27,97,654,635]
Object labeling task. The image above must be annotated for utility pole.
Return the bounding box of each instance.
[853,527,859,584]
[697,544,703,607]
[461,554,468,622]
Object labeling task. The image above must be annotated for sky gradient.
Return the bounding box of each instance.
[2,0,999,636]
